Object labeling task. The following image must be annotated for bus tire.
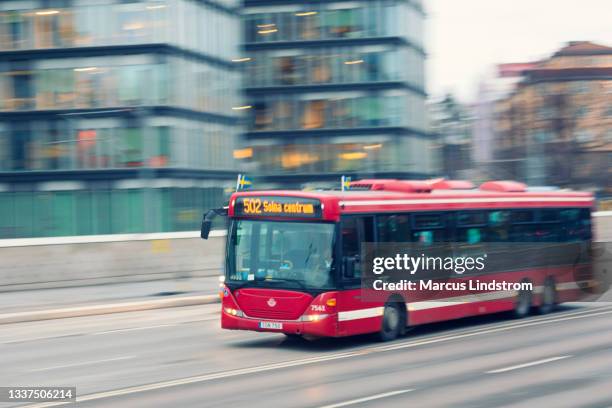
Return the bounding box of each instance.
[514,280,533,318]
[379,301,405,342]
[538,277,557,314]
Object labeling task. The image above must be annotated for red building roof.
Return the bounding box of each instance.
[554,41,612,57]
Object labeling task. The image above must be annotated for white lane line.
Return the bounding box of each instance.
[91,324,177,335]
[29,356,135,372]
[318,389,414,408]
[2,318,217,344]
[486,355,572,374]
[90,317,218,335]
[23,307,612,408]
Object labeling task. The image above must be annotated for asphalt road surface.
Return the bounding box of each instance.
[2,302,612,408]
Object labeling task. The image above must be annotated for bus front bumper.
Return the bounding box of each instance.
[221,311,338,337]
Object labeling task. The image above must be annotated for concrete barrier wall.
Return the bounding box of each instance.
[595,212,612,241]
[1,213,610,292]
[0,231,226,291]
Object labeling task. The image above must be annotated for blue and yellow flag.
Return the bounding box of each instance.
[236,174,253,191]
[341,175,351,191]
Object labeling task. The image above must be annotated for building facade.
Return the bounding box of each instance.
[238,0,436,186]
[428,94,473,180]
[493,42,612,194]
[0,0,243,238]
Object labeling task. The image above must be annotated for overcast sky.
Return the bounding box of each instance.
[426,0,612,102]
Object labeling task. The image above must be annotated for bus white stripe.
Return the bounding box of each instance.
[407,290,516,311]
[341,281,590,318]
[338,307,384,321]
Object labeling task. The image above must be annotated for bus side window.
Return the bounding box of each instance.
[340,216,373,280]
[538,209,561,242]
[377,214,411,242]
[487,210,510,242]
[510,210,537,242]
[560,208,591,241]
[580,209,592,241]
[456,211,486,244]
[412,213,446,243]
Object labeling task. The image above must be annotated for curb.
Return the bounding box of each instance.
[0,295,220,325]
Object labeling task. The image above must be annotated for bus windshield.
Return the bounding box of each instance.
[227,220,336,290]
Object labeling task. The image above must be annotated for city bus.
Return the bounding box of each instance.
[201,179,595,341]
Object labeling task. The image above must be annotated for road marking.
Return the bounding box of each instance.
[2,319,216,344]
[486,355,572,374]
[29,356,135,372]
[318,389,414,408]
[91,324,178,335]
[23,306,612,408]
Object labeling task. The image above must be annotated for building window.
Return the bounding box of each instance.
[302,100,326,129]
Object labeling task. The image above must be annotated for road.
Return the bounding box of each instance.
[0,276,220,315]
[2,302,612,408]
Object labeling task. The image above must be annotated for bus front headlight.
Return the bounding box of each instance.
[224,307,244,317]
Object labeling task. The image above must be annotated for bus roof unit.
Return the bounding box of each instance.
[428,179,475,190]
[349,179,432,193]
[479,181,527,192]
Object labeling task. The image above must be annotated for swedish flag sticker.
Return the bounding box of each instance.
[341,175,351,191]
[236,174,253,191]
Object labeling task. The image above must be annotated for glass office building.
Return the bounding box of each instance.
[0,0,242,238]
[240,0,437,184]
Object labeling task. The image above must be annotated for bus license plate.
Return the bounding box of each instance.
[259,321,283,330]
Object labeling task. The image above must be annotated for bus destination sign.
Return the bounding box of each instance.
[234,196,322,218]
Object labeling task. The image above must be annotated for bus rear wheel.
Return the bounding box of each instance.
[514,280,533,318]
[538,277,557,314]
[379,302,405,342]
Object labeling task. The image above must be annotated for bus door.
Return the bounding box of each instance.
[336,216,379,336]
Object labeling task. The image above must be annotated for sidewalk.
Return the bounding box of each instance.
[0,275,221,324]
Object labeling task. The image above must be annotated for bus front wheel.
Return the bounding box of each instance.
[379,302,405,342]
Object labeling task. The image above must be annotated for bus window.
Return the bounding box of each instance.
[560,208,591,241]
[487,210,510,242]
[377,214,411,242]
[412,213,447,243]
[457,211,486,243]
[540,209,559,222]
[530,208,560,241]
[464,228,482,244]
[512,210,535,224]
[341,217,359,257]
[340,216,373,280]
[414,213,445,229]
[580,209,592,240]
[510,209,537,242]
[458,211,487,226]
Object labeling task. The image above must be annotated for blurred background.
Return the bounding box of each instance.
[0,0,609,239]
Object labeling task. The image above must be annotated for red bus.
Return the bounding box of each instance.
[201,179,595,341]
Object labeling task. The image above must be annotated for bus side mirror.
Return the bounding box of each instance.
[200,210,214,239]
[201,207,228,239]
